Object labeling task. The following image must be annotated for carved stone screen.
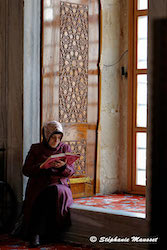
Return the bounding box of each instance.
[59,2,88,123]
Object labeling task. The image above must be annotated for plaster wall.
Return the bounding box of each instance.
[99,0,128,194]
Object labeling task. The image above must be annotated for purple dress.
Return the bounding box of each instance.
[22,141,75,239]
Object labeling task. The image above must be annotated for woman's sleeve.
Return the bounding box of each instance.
[22,144,45,177]
[58,144,75,178]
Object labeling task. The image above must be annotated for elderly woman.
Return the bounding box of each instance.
[22,121,75,247]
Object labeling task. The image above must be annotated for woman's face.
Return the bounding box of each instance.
[48,134,62,148]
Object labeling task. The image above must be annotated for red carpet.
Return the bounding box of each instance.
[0,234,99,250]
[74,193,146,214]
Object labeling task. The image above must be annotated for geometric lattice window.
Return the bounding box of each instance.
[59,2,89,123]
[63,140,87,176]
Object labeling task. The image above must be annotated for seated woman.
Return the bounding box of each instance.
[22,121,75,247]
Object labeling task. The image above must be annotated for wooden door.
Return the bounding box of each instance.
[41,0,99,198]
[0,0,7,181]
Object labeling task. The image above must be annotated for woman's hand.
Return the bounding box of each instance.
[50,159,67,168]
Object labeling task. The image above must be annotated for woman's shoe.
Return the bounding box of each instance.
[29,234,40,248]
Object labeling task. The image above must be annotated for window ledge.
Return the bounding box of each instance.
[71,203,145,219]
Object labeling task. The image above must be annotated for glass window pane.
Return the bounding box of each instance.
[137,16,148,69]
[138,0,148,10]
[44,8,53,21]
[137,74,147,127]
[45,0,51,7]
[136,132,147,186]
[137,106,147,127]
[137,170,146,186]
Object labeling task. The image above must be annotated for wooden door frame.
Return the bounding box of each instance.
[127,0,148,195]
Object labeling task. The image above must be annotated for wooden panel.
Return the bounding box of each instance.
[42,0,99,197]
[70,181,94,198]
[150,19,167,244]
[0,0,7,180]
[0,0,23,203]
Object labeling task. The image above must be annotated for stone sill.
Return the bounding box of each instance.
[64,203,149,250]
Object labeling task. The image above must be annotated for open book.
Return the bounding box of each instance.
[40,152,80,169]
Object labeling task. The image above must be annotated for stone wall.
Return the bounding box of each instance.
[99,0,128,194]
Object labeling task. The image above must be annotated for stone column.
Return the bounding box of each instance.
[23,0,41,197]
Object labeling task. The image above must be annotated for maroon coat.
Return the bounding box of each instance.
[22,141,75,233]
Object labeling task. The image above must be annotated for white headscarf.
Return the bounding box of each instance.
[43,121,63,143]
